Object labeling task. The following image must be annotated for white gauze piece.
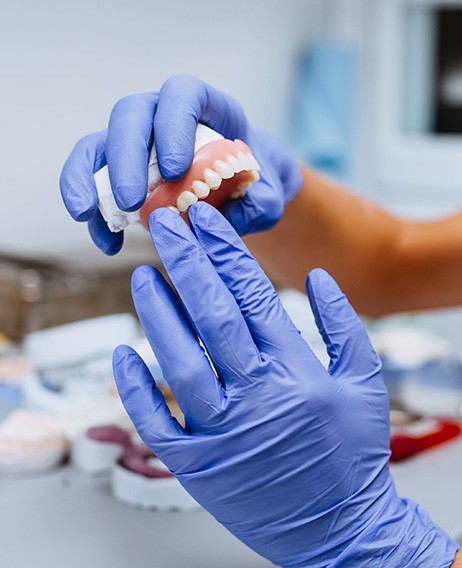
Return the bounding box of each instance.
[95,124,224,233]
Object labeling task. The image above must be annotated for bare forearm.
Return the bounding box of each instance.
[244,165,462,316]
[451,550,462,568]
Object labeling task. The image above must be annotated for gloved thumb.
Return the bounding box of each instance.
[305,268,381,384]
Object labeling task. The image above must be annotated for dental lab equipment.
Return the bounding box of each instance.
[0,253,140,340]
[0,409,67,474]
[372,325,462,416]
[72,424,200,511]
[22,315,139,439]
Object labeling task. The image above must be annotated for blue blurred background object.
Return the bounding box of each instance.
[291,42,356,181]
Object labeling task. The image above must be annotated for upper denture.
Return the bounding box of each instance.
[139,138,260,229]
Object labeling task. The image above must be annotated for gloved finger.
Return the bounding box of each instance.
[149,208,262,385]
[220,176,284,235]
[88,209,124,256]
[59,130,107,222]
[305,268,382,383]
[154,75,248,181]
[112,345,186,461]
[131,265,225,426]
[106,92,159,211]
[253,127,303,204]
[189,202,307,357]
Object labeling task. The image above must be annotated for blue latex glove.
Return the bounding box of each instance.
[113,202,458,567]
[59,75,302,255]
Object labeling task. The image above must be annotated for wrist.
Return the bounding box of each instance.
[451,550,462,568]
[336,479,459,567]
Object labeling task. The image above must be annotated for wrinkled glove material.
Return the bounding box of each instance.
[112,202,458,567]
[60,75,302,255]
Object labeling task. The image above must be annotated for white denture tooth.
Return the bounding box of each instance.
[237,151,252,170]
[247,152,261,171]
[213,160,234,179]
[226,154,244,173]
[248,170,260,183]
[192,180,210,199]
[176,191,198,212]
[204,168,222,190]
[167,205,181,214]
[237,180,251,191]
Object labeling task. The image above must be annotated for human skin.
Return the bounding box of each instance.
[452,550,462,567]
[245,164,462,316]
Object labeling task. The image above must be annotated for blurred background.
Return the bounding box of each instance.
[2,0,462,256]
[1,1,462,566]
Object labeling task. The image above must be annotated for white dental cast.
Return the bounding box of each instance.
[95,124,224,233]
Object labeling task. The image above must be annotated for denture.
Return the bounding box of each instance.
[139,136,260,228]
[94,124,260,232]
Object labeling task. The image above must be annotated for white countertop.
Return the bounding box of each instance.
[1,438,461,568]
[0,465,272,568]
[391,437,462,544]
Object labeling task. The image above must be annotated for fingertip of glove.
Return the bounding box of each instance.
[148,207,184,236]
[88,217,124,256]
[305,268,336,308]
[131,265,154,293]
[104,240,124,256]
[60,185,97,222]
[72,206,96,223]
[188,200,214,225]
[113,189,146,213]
[112,344,132,369]
[306,268,330,289]
[158,161,189,183]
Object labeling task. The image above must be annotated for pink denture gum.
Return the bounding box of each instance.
[140,138,260,229]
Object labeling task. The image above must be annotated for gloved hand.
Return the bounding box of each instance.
[113,203,458,567]
[59,75,302,255]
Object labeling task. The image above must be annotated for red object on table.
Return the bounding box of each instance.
[390,419,461,462]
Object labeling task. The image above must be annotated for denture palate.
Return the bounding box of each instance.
[139,138,260,229]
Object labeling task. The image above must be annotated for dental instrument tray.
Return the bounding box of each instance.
[0,251,151,340]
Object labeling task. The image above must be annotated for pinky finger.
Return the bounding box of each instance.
[113,345,187,458]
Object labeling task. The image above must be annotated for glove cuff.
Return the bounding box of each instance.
[336,489,459,568]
